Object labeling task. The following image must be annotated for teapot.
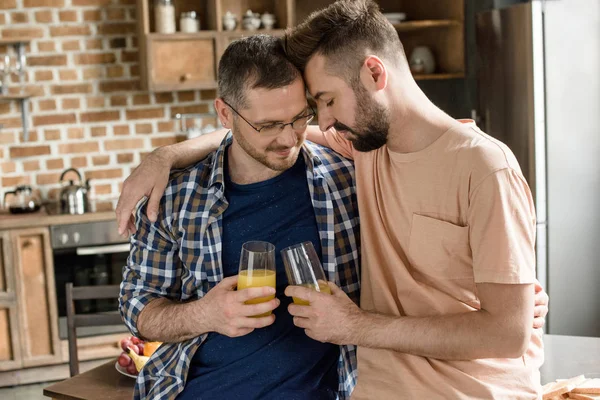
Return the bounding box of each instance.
[59,168,91,215]
[242,10,261,31]
[3,185,41,214]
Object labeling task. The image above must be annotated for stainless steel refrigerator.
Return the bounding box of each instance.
[476,0,600,336]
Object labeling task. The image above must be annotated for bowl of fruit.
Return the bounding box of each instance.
[116,336,162,378]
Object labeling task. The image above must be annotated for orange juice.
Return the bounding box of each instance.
[238,269,276,317]
[293,281,332,305]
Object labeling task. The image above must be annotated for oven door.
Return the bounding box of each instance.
[54,243,130,340]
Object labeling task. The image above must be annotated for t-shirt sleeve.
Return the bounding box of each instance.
[307,127,355,160]
[468,168,537,284]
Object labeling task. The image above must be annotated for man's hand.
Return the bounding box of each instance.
[116,148,173,235]
[285,282,362,345]
[533,280,549,329]
[202,276,280,338]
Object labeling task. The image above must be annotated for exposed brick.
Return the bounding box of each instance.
[155,93,174,104]
[92,155,110,166]
[2,176,31,187]
[33,113,76,126]
[171,104,208,116]
[21,85,45,97]
[35,10,53,23]
[83,67,104,80]
[97,22,136,35]
[1,27,44,38]
[2,162,16,173]
[75,53,116,65]
[121,50,138,63]
[127,8,136,20]
[94,184,112,195]
[107,8,126,20]
[0,15,5,25]
[85,38,103,50]
[71,156,87,168]
[72,0,111,5]
[151,136,178,148]
[126,108,164,120]
[19,130,39,142]
[0,103,12,114]
[38,99,56,111]
[157,121,175,133]
[22,160,40,172]
[177,91,195,102]
[36,172,61,185]
[86,96,105,108]
[67,127,84,139]
[37,41,55,52]
[99,80,140,92]
[11,12,28,24]
[113,125,129,136]
[62,40,81,51]
[135,123,152,134]
[28,55,67,67]
[46,158,64,170]
[0,0,17,9]
[109,37,127,49]
[106,65,124,78]
[83,9,102,21]
[44,129,61,141]
[59,70,79,81]
[59,142,99,154]
[95,201,114,212]
[90,126,107,137]
[104,138,144,151]
[62,98,80,109]
[129,65,139,77]
[59,10,78,22]
[24,0,64,6]
[0,117,22,130]
[117,153,134,163]
[34,70,53,81]
[0,132,15,145]
[201,89,217,100]
[9,145,51,158]
[85,168,122,180]
[80,110,120,123]
[132,94,150,105]
[50,26,91,37]
[110,95,127,106]
[51,84,92,95]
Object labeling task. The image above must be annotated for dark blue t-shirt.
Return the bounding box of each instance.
[179,151,339,400]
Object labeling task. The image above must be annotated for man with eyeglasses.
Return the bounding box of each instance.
[119,35,360,400]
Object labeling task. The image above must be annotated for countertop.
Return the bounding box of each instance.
[541,334,600,383]
[0,207,116,230]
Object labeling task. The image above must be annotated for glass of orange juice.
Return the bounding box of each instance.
[237,241,276,317]
[281,242,331,306]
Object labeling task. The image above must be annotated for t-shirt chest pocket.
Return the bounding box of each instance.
[408,214,476,302]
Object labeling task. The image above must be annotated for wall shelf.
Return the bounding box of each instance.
[414,73,465,81]
[393,19,461,32]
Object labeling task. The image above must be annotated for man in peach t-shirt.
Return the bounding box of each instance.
[115,1,547,399]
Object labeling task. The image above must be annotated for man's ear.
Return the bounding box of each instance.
[215,98,233,129]
[361,55,388,92]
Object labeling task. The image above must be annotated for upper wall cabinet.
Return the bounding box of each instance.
[136,0,465,92]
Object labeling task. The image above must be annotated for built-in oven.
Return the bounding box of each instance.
[50,220,130,339]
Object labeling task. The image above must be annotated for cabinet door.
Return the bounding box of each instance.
[147,33,218,92]
[11,228,61,368]
[0,231,22,371]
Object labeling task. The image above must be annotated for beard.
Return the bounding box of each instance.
[334,84,390,152]
[232,119,302,171]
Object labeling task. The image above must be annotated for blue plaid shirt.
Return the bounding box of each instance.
[120,133,361,400]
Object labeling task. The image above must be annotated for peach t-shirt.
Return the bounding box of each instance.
[317,120,543,399]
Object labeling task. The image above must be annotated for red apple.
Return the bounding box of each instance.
[127,345,140,355]
[131,336,142,345]
[118,353,132,368]
[120,339,132,352]
[137,343,145,354]
[126,363,137,375]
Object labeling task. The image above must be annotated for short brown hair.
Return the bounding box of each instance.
[284,0,405,82]
[218,34,301,109]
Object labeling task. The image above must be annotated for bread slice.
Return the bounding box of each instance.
[572,379,600,394]
[543,376,587,400]
[568,393,600,400]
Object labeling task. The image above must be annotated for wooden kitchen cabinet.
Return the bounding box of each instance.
[10,227,61,368]
[0,231,22,371]
[136,0,465,92]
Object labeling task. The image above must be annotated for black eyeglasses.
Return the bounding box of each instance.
[223,100,315,137]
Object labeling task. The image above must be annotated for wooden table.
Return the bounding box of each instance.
[43,361,134,400]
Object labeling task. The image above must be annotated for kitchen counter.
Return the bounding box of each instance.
[0,207,116,230]
[542,334,600,383]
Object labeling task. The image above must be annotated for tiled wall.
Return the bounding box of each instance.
[0,0,217,211]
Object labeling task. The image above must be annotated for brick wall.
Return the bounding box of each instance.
[0,0,218,212]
